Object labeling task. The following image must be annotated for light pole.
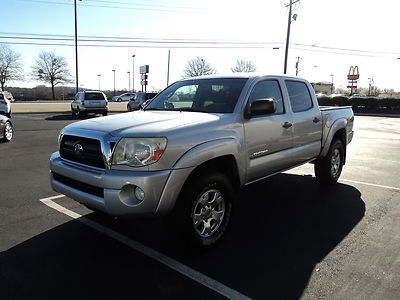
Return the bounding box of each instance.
[330,74,334,95]
[132,54,135,92]
[112,69,116,96]
[127,71,131,91]
[283,0,299,74]
[167,49,171,86]
[97,74,101,90]
[74,0,82,93]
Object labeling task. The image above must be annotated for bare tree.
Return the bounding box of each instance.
[31,51,72,100]
[183,56,216,78]
[231,59,257,73]
[0,44,23,91]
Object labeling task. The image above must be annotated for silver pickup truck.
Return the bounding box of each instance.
[50,75,354,247]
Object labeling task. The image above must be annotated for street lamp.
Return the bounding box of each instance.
[330,74,334,95]
[97,74,101,90]
[74,0,82,93]
[132,54,135,92]
[167,49,171,86]
[127,71,131,91]
[112,69,116,96]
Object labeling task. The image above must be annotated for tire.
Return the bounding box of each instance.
[172,171,234,247]
[314,139,344,185]
[102,110,108,116]
[118,98,122,102]
[75,107,81,119]
[1,121,13,142]
[127,105,131,112]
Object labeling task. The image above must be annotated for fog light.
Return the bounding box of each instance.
[135,187,145,201]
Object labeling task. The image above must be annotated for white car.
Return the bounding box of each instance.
[111,93,135,102]
[71,91,108,118]
[0,92,11,118]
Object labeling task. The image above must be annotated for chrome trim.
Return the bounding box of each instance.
[59,128,120,170]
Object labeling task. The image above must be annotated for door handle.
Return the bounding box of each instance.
[313,117,320,123]
[282,122,293,129]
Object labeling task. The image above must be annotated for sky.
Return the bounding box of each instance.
[2,0,400,93]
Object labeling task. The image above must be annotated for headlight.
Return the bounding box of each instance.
[112,137,167,167]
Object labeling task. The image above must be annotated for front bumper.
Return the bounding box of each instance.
[50,152,172,217]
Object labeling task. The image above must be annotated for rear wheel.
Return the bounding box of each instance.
[1,121,13,142]
[102,110,108,116]
[171,171,234,247]
[127,104,131,111]
[314,139,344,185]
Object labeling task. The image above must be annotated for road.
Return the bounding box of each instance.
[0,113,399,299]
[11,101,127,113]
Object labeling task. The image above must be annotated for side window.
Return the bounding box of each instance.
[286,81,313,113]
[248,80,284,114]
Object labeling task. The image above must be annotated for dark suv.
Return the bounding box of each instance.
[127,92,157,111]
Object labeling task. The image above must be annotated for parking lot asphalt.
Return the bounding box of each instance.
[0,113,399,299]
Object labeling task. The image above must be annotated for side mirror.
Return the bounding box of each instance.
[246,98,276,118]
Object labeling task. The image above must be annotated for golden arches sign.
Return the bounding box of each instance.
[347,66,360,80]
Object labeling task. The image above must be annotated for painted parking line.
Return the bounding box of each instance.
[285,170,400,192]
[339,179,400,192]
[40,195,252,300]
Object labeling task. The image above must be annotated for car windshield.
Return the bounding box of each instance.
[85,92,105,100]
[145,78,247,113]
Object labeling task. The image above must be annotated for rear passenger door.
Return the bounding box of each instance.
[285,80,323,164]
[244,79,294,183]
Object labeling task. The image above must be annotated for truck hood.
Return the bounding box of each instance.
[65,110,221,136]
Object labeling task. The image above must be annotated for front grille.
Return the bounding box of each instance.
[60,135,105,169]
[53,172,104,198]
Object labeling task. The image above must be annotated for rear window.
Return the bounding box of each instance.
[85,92,105,100]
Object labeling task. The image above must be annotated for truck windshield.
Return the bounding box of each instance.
[145,78,247,113]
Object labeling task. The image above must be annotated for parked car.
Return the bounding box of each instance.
[0,92,11,118]
[71,91,108,118]
[51,75,354,247]
[111,93,135,102]
[127,92,158,111]
[0,114,13,142]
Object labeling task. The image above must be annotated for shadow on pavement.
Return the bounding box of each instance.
[45,114,98,121]
[0,173,365,299]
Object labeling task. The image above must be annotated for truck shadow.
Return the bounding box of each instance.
[0,173,365,299]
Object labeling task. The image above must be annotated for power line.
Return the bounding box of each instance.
[18,0,202,13]
[1,32,399,57]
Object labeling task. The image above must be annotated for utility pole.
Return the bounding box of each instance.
[127,71,131,91]
[283,0,300,74]
[330,74,334,95]
[295,56,301,76]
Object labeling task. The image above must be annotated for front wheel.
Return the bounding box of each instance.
[172,172,234,247]
[127,105,131,111]
[314,139,344,185]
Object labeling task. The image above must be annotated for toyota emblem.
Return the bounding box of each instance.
[74,143,84,155]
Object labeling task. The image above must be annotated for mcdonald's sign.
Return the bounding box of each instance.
[347,66,360,80]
